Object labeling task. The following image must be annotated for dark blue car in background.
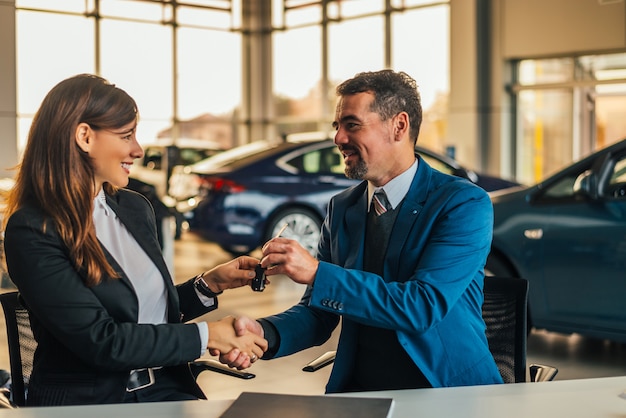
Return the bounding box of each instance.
[170,133,519,256]
[487,138,626,342]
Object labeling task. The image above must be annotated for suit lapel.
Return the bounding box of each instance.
[384,158,432,281]
[344,189,367,269]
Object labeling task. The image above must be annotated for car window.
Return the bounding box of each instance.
[541,154,626,201]
[542,162,593,200]
[141,146,221,171]
[419,153,454,176]
[609,155,626,183]
[287,146,344,175]
[178,148,217,166]
[604,154,626,199]
[544,175,579,199]
[143,147,163,170]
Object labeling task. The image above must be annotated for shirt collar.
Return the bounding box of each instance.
[368,158,418,210]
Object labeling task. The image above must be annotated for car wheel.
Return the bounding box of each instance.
[265,208,322,256]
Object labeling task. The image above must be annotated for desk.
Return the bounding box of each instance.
[0,376,624,418]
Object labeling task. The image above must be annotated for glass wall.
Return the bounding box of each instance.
[16,9,95,150]
[16,0,450,154]
[271,0,450,145]
[15,0,241,152]
[513,52,626,185]
[391,5,448,152]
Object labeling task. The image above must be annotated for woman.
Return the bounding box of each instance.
[2,74,267,406]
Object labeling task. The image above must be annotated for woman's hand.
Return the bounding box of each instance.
[200,256,261,293]
[212,316,265,369]
[207,316,268,367]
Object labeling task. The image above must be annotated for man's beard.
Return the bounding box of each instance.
[344,159,367,179]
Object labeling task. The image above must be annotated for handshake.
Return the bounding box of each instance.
[208,316,266,370]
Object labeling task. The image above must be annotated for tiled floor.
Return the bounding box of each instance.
[1,232,625,401]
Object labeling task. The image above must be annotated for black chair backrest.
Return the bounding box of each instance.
[482,276,528,383]
[0,291,36,406]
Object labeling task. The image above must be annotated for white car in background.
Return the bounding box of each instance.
[131,138,224,199]
[130,138,225,238]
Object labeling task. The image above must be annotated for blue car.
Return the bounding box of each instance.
[487,138,626,342]
[177,134,519,256]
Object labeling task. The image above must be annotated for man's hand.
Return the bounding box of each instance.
[211,316,264,369]
[261,237,319,285]
[207,316,267,369]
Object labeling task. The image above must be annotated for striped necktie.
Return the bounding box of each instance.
[372,190,391,216]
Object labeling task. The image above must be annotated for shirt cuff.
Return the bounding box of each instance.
[194,286,217,307]
[196,322,208,356]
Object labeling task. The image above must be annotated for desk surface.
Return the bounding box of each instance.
[1,376,625,418]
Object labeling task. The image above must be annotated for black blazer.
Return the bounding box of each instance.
[3,189,215,405]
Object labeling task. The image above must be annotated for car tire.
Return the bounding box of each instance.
[265,208,322,256]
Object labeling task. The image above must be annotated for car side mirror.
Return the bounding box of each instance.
[573,170,598,199]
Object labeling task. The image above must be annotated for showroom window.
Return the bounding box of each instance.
[512,52,626,185]
[15,0,241,152]
[16,0,449,154]
[272,0,449,149]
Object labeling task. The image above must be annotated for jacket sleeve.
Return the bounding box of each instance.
[176,277,218,322]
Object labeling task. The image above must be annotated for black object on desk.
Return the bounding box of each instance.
[220,391,393,418]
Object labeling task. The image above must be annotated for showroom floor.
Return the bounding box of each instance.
[1,232,625,401]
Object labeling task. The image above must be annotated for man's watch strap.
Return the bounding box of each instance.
[194,274,223,298]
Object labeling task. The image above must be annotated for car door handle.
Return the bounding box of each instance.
[524,228,543,239]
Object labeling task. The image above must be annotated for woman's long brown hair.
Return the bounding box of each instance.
[2,74,138,286]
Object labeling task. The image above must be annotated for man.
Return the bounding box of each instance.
[223,69,502,392]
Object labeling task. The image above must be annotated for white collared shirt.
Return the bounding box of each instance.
[93,189,168,325]
[367,159,418,211]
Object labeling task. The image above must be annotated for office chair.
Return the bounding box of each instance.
[482,276,557,382]
[303,276,558,383]
[0,291,34,407]
[0,291,253,408]
[482,276,528,382]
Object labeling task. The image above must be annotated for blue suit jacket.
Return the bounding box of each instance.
[263,158,503,392]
